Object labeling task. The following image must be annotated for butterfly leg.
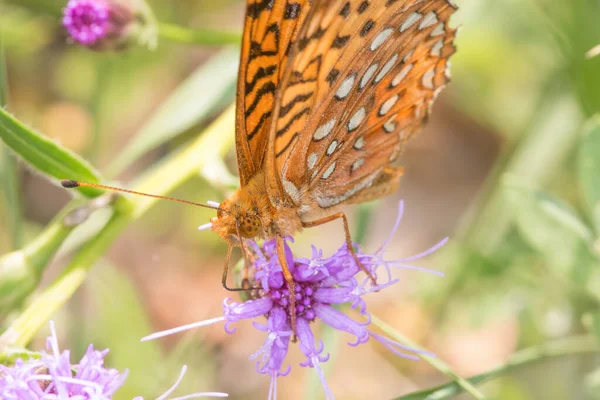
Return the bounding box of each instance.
[276,235,297,339]
[302,212,377,285]
[221,244,259,291]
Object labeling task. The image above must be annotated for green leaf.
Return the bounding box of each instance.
[578,115,600,233]
[503,175,596,280]
[0,107,103,197]
[105,48,239,176]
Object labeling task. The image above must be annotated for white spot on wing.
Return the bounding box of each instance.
[391,64,413,87]
[313,119,336,140]
[379,94,399,116]
[327,140,338,155]
[354,136,365,150]
[351,159,365,171]
[430,23,445,37]
[383,113,397,133]
[422,69,435,89]
[335,74,355,100]
[308,152,318,170]
[375,53,399,83]
[428,86,445,113]
[316,170,380,207]
[360,63,379,89]
[321,161,337,180]
[283,180,301,203]
[402,49,415,63]
[399,12,422,33]
[348,108,366,131]
[445,61,452,79]
[370,28,394,51]
[418,11,438,30]
[430,39,444,57]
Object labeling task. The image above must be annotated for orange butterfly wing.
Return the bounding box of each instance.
[264,0,457,212]
[235,0,312,186]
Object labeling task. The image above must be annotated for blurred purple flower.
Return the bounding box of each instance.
[0,321,127,399]
[143,201,447,399]
[62,0,137,50]
[0,321,227,399]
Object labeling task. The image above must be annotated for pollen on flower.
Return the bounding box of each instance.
[143,201,447,400]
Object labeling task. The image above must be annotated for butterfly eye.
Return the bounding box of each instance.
[217,201,230,219]
[239,215,261,238]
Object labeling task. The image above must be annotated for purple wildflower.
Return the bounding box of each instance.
[62,0,137,50]
[0,321,228,399]
[0,321,127,399]
[143,201,447,399]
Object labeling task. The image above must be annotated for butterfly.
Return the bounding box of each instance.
[63,0,457,332]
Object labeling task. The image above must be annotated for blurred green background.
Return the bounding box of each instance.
[1,0,600,399]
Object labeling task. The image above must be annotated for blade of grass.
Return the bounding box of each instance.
[393,335,598,400]
[370,314,487,400]
[105,48,239,177]
[0,107,103,197]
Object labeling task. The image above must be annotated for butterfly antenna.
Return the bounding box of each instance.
[61,180,221,211]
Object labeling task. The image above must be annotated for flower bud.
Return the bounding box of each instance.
[62,0,157,51]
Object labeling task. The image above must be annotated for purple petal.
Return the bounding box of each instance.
[313,286,354,304]
[313,304,368,345]
[223,297,273,322]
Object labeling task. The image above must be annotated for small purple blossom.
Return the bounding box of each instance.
[143,201,447,399]
[0,321,228,399]
[62,0,135,49]
[0,321,127,399]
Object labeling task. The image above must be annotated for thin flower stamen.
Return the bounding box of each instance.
[375,200,405,254]
[141,317,225,342]
[392,237,449,263]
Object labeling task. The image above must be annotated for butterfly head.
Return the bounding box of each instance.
[210,199,263,243]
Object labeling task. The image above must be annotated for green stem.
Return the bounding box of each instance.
[0,33,23,251]
[393,334,599,400]
[370,314,488,400]
[158,23,241,46]
[0,105,236,348]
[0,200,133,348]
